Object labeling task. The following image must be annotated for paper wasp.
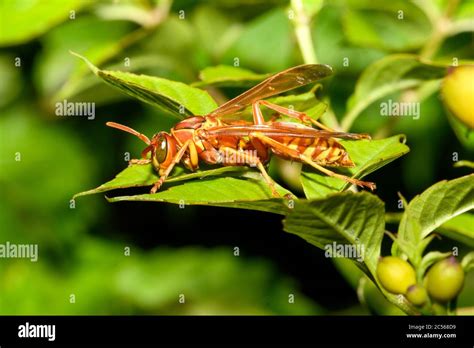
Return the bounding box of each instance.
[107,64,376,196]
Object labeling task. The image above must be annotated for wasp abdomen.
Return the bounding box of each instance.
[305,138,354,167]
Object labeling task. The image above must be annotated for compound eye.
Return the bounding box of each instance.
[155,135,168,163]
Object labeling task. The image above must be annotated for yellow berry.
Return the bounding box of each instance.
[376,256,416,294]
[426,256,464,302]
[406,284,428,306]
[441,65,474,129]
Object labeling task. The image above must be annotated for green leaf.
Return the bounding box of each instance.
[385,212,474,248]
[283,191,420,314]
[192,65,270,88]
[283,192,384,275]
[436,213,474,248]
[312,5,385,75]
[0,0,89,46]
[301,134,409,199]
[54,54,183,107]
[454,160,474,169]
[107,174,294,215]
[71,52,218,118]
[74,163,294,215]
[35,16,133,99]
[396,174,474,262]
[192,5,238,62]
[341,54,446,130]
[446,110,474,151]
[342,0,431,51]
[461,252,474,273]
[74,164,250,198]
[223,8,293,72]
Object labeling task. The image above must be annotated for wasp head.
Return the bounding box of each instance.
[106,122,176,175]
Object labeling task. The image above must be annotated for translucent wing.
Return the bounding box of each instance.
[204,123,370,140]
[208,64,333,118]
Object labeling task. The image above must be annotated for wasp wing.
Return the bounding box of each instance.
[208,64,333,118]
[204,123,370,140]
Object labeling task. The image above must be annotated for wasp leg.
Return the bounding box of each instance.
[150,140,191,194]
[218,146,282,198]
[251,132,376,190]
[300,158,376,190]
[251,101,266,125]
[255,100,337,133]
[129,159,152,166]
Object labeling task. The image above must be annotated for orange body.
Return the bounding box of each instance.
[169,116,355,171]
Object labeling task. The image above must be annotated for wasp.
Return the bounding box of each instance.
[107,64,376,196]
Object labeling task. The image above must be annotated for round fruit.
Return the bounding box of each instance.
[431,302,447,315]
[441,65,474,129]
[426,256,464,302]
[377,256,416,294]
[406,284,428,306]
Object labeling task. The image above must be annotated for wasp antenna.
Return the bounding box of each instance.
[106,122,151,145]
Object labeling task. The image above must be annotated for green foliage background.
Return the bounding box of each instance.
[0,0,473,315]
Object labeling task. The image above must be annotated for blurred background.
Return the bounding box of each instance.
[0,0,473,315]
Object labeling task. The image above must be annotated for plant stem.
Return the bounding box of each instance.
[385,212,403,224]
[420,0,459,60]
[420,22,448,60]
[386,292,420,315]
[291,0,318,64]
